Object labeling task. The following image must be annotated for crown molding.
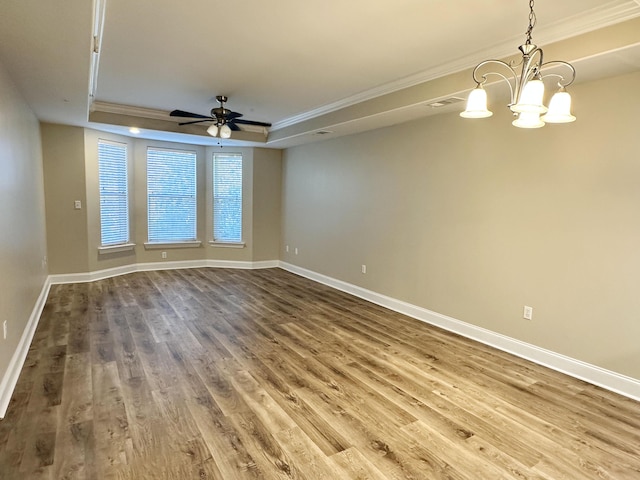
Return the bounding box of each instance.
[271,0,640,131]
[91,101,267,134]
[91,101,171,121]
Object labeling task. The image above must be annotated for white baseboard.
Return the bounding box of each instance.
[1,259,280,418]
[49,259,280,285]
[206,259,280,270]
[5,259,637,420]
[279,262,640,402]
[0,276,52,418]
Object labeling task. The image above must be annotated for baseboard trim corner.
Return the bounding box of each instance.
[278,262,640,402]
[2,259,280,417]
[0,276,52,419]
[49,259,281,285]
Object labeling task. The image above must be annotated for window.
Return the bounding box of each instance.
[213,153,243,243]
[98,140,129,246]
[147,148,197,243]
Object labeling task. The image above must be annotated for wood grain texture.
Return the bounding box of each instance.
[1,267,639,479]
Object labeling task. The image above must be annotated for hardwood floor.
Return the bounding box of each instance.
[1,267,639,479]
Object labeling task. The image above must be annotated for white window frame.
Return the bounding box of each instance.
[97,139,134,253]
[145,147,200,248]
[211,152,244,247]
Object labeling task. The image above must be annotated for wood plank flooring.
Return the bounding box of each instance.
[1,267,639,479]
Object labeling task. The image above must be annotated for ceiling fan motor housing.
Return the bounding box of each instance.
[211,95,229,122]
[170,95,272,130]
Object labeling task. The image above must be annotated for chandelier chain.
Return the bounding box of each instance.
[525,0,537,45]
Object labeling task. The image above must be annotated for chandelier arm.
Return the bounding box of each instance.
[513,46,544,105]
[540,60,576,88]
[461,0,577,127]
[519,47,544,81]
[471,60,518,104]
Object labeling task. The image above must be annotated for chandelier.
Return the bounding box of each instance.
[460,0,576,128]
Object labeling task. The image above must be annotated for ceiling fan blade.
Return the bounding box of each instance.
[226,122,241,131]
[224,110,244,120]
[178,119,213,126]
[233,118,272,127]
[170,109,211,119]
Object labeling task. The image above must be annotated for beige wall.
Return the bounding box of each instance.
[42,126,282,272]
[281,71,640,380]
[253,148,282,261]
[0,63,48,385]
[41,123,89,273]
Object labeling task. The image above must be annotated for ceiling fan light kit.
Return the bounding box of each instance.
[170,95,271,139]
[460,0,577,128]
[219,124,232,139]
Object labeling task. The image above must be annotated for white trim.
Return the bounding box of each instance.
[0,277,52,419]
[49,259,280,285]
[209,241,246,249]
[271,1,640,131]
[93,4,640,135]
[5,259,638,421]
[249,260,280,269]
[212,259,279,269]
[98,242,136,255]
[135,260,209,272]
[1,259,280,417]
[88,0,106,100]
[91,101,172,121]
[279,262,640,402]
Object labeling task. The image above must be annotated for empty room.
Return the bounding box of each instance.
[1,0,640,478]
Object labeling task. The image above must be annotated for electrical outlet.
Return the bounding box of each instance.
[361,264,367,274]
[294,248,298,255]
[285,245,289,252]
[74,200,82,209]
[161,251,167,259]
[3,321,7,340]
[523,305,533,320]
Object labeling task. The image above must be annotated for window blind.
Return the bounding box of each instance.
[98,140,129,246]
[147,148,197,242]
[213,153,243,243]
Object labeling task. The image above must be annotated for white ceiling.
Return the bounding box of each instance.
[1,0,640,148]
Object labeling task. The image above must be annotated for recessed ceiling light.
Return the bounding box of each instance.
[129,127,141,134]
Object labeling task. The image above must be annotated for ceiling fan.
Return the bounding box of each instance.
[170,95,271,138]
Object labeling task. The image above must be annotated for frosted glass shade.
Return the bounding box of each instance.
[541,91,576,123]
[220,124,232,139]
[460,87,493,118]
[207,124,218,137]
[511,79,547,114]
[512,112,545,129]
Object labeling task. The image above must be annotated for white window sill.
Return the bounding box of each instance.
[98,243,136,255]
[209,241,246,249]
[144,241,202,249]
